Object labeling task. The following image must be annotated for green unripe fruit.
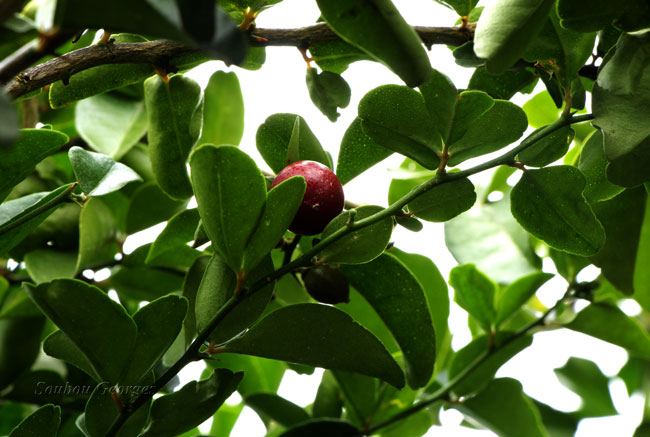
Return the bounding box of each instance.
[301,265,350,305]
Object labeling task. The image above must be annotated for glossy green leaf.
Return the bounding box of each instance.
[195,254,275,345]
[578,131,625,202]
[0,317,45,390]
[511,166,605,256]
[74,93,147,161]
[43,330,100,381]
[76,197,118,273]
[446,91,494,145]
[389,247,449,361]
[109,265,185,302]
[53,0,247,64]
[554,357,617,417]
[0,91,18,148]
[566,303,650,359]
[319,205,393,264]
[24,279,137,383]
[446,197,541,283]
[279,418,362,437]
[495,272,553,325]
[68,146,141,197]
[468,67,538,100]
[455,378,547,437]
[245,393,310,427]
[518,126,575,167]
[142,369,243,437]
[306,68,351,122]
[590,188,647,295]
[315,0,431,87]
[256,113,331,173]
[49,34,153,108]
[358,85,440,170]
[121,295,188,386]
[557,0,650,32]
[190,145,266,272]
[313,371,343,419]
[0,129,68,202]
[242,176,305,273]
[199,70,244,146]
[409,178,476,222]
[309,39,372,74]
[592,31,650,187]
[473,0,555,74]
[124,182,188,235]
[418,68,458,141]
[8,404,60,437]
[226,303,405,388]
[449,264,496,331]
[447,100,528,166]
[336,118,392,185]
[146,208,201,266]
[0,184,76,257]
[145,74,202,199]
[341,253,435,388]
[24,249,77,283]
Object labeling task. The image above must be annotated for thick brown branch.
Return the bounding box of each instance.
[5,24,474,100]
[5,40,196,99]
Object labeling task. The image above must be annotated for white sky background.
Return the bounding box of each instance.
[127,0,646,435]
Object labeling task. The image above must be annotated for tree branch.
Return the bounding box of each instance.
[4,24,474,100]
[104,112,594,436]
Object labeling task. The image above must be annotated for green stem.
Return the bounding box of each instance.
[365,284,575,435]
[0,183,77,235]
[106,112,593,435]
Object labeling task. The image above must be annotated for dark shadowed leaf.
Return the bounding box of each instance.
[206,353,285,397]
[309,39,372,74]
[518,126,575,167]
[8,404,60,437]
[306,68,351,122]
[226,303,405,388]
[315,0,431,87]
[341,253,436,388]
[0,129,68,202]
[557,0,650,32]
[75,197,118,273]
[43,330,100,381]
[455,378,547,437]
[0,317,45,390]
[578,131,624,203]
[245,393,310,427]
[313,371,343,419]
[0,184,77,257]
[121,295,188,386]
[84,384,150,437]
[143,369,243,437]
[24,279,137,383]
[590,188,647,295]
[0,91,18,148]
[24,249,77,283]
[125,182,188,235]
[279,418,362,437]
[510,166,605,256]
[468,67,537,100]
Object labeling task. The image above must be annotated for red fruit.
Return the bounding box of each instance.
[271,160,344,235]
